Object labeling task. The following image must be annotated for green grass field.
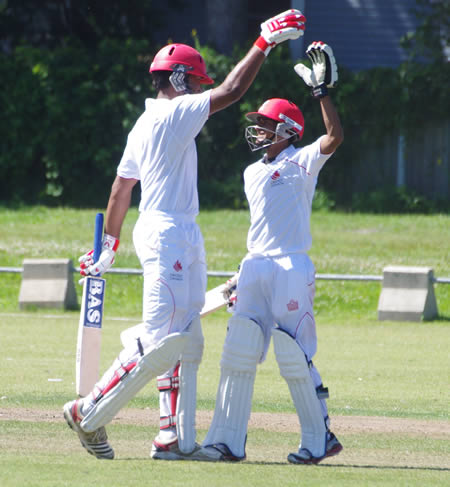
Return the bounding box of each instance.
[0,207,449,486]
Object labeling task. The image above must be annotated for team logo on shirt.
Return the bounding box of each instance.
[270,170,283,186]
[170,260,184,281]
[287,299,299,311]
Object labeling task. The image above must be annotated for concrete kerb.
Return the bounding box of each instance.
[18,258,78,310]
[377,265,439,322]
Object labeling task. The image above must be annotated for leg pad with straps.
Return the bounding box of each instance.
[158,362,180,430]
[81,332,188,432]
[202,316,264,459]
[176,316,204,453]
[272,328,327,458]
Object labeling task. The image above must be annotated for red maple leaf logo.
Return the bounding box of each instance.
[173,260,182,272]
[287,299,299,311]
[271,170,281,180]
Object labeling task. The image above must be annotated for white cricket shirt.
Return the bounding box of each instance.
[117,90,211,216]
[244,138,332,256]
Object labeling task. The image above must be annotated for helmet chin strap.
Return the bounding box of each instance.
[169,65,193,93]
[169,72,191,93]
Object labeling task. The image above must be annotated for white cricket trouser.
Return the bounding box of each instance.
[133,211,206,339]
[236,253,317,360]
[235,253,328,418]
[133,209,206,360]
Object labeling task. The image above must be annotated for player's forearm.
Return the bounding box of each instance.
[319,96,344,154]
[105,176,136,238]
[223,46,266,96]
[209,46,265,115]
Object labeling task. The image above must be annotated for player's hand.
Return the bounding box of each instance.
[222,272,239,313]
[255,9,306,55]
[79,234,119,277]
[222,273,238,301]
[294,41,338,98]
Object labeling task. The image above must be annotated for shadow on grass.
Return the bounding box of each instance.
[234,462,450,471]
[319,463,450,472]
[434,314,450,322]
[116,458,450,471]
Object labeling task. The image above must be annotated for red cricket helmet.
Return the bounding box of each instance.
[149,43,213,85]
[246,98,305,139]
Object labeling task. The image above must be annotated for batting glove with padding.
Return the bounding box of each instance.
[222,271,239,313]
[222,272,238,300]
[255,9,306,56]
[294,41,338,98]
[79,234,119,277]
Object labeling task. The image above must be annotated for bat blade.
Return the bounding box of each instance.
[200,282,229,317]
[75,213,105,397]
[76,275,105,396]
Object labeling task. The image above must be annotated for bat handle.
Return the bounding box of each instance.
[93,213,104,262]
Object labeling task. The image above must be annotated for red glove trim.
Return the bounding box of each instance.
[111,238,120,252]
[254,36,271,54]
[103,233,120,252]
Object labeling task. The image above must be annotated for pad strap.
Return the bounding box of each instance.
[160,415,177,429]
[91,362,137,404]
[157,376,180,391]
[158,363,180,430]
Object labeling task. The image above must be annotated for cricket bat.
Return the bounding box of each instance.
[75,213,106,397]
[200,281,234,317]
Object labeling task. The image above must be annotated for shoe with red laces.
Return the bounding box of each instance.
[63,399,114,460]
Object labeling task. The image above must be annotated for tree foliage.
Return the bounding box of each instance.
[1,0,448,211]
[400,0,450,63]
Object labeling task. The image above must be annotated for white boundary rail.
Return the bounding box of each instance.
[1,266,449,284]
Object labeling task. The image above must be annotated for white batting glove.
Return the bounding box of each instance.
[294,41,338,98]
[222,273,238,301]
[79,234,119,277]
[222,272,239,313]
[255,9,306,56]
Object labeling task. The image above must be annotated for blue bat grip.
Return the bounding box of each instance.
[93,213,104,262]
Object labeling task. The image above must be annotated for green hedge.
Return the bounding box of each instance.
[1,38,449,210]
[1,39,151,207]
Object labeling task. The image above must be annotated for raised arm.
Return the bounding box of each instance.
[210,9,306,115]
[319,96,343,154]
[209,47,265,115]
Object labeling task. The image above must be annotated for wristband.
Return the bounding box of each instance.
[103,234,120,252]
[311,83,328,99]
[254,36,272,56]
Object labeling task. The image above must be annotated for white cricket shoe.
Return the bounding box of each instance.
[287,432,343,465]
[202,442,246,462]
[63,399,114,460]
[150,435,222,461]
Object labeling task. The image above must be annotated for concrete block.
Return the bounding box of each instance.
[19,259,78,310]
[378,265,438,322]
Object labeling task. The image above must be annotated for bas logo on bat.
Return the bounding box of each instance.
[82,277,105,327]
